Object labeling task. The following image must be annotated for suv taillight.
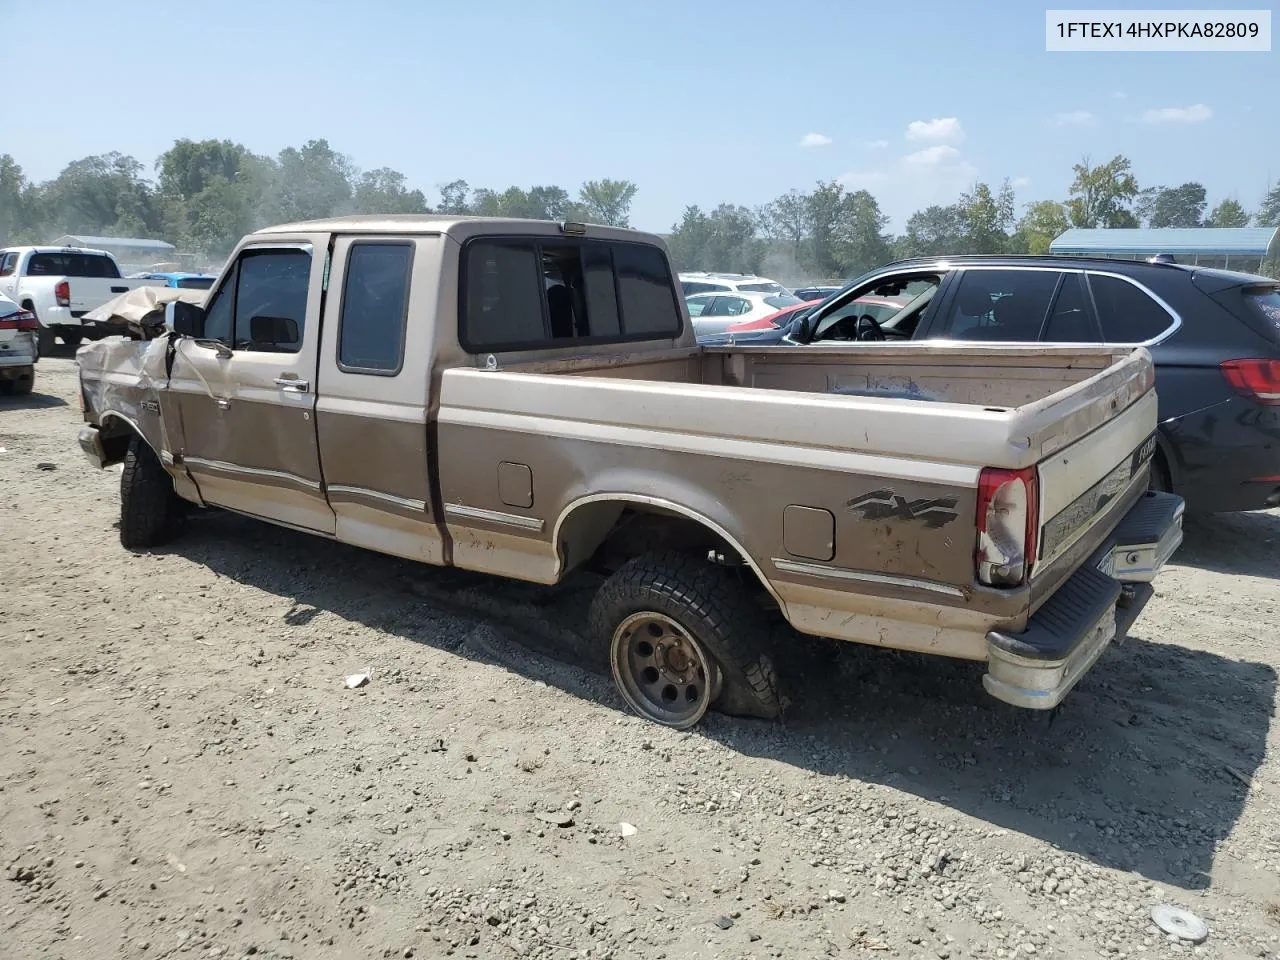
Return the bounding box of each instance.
[0,310,39,331]
[1220,359,1280,405]
[976,466,1039,587]
[54,280,71,307]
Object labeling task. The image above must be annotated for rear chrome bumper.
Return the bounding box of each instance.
[984,491,1183,710]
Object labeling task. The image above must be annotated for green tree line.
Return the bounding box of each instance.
[0,138,640,262]
[2,142,1278,278]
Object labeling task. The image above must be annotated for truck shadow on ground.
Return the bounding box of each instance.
[0,392,67,410]
[165,510,1275,893]
[1172,509,1280,579]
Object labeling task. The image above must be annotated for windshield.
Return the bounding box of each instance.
[764,294,803,309]
[177,277,215,290]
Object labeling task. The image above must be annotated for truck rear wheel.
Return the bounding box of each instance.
[590,552,783,728]
[61,331,83,349]
[120,434,184,549]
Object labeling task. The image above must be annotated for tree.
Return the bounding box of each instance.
[834,189,891,276]
[1066,155,1140,228]
[757,189,808,259]
[1012,200,1070,255]
[1138,182,1207,228]
[1257,183,1280,227]
[803,180,847,276]
[352,168,429,215]
[34,152,160,238]
[0,154,34,244]
[958,179,1016,253]
[437,179,471,215]
[577,179,637,227]
[154,139,275,255]
[1205,198,1251,228]
[894,204,967,258]
[665,204,763,274]
[270,139,353,223]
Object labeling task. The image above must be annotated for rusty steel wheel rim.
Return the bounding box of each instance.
[610,612,719,729]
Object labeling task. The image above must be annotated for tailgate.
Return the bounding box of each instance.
[69,278,135,313]
[1031,354,1158,578]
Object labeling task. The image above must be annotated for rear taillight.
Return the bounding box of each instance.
[975,466,1039,587]
[0,310,39,331]
[55,280,71,307]
[1220,359,1280,405]
[726,316,779,333]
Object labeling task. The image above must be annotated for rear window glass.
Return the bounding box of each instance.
[1246,288,1280,338]
[1088,273,1175,343]
[0,252,17,277]
[176,277,215,290]
[738,282,786,294]
[764,294,803,309]
[25,252,121,278]
[462,239,681,350]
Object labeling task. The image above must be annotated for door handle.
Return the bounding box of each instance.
[274,377,310,393]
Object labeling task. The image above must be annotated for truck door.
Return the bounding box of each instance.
[169,238,335,534]
[312,235,443,563]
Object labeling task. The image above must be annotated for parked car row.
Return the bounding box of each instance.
[719,255,1280,515]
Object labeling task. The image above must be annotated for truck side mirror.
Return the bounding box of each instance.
[791,315,813,343]
[168,301,206,338]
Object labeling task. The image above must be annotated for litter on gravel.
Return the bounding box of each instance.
[619,822,637,837]
[1151,905,1209,943]
[344,672,371,689]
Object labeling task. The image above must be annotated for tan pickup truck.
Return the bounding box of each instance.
[76,215,1184,728]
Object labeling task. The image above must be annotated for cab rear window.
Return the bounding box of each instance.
[26,253,121,278]
[461,238,683,351]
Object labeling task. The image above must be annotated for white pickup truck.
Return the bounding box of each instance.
[0,246,164,353]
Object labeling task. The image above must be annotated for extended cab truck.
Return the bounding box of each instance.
[75,216,1184,729]
[0,246,165,353]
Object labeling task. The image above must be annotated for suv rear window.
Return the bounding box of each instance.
[764,294,803,309]
[1244,287,1280,339]
[462,238,682,350]
[25,252,121,278]
[738,282,786,294]
[1087,273,1175,343]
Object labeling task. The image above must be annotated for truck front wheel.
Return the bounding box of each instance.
[590,552,783,728]
[120,434,185,549]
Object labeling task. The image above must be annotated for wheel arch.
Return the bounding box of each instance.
[551,492,788,614]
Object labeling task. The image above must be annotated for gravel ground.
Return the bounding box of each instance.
[3,355,1279,960]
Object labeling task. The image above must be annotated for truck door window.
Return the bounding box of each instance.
[338,242,413,374]
[938,269,1058,341]
[0,253,16,277]
[231,248,311,352]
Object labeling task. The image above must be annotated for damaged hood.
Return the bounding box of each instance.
[82,286,208,339]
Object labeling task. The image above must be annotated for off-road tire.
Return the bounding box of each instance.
[120,434,184,549]
[0,367,34,396]
[590,551,783,724]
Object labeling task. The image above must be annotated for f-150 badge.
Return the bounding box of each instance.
[846,489,958,528]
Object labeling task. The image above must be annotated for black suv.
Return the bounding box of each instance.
[786,255,1280,514]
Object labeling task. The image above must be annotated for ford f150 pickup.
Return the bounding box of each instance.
[0,246,165,353]
[75,216,1184,728]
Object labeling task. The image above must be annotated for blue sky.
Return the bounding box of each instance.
[6,0,1277,231]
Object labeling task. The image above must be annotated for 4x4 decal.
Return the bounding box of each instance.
[846,489,959,528]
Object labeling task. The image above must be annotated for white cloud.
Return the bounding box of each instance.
[1012,176,1031,188]
[1140,103,1212,124]
[905,117,964,144]
[838,142,978,229]
[1051,110,1094,126]
[904,144,962,166]
[798,132,833,147]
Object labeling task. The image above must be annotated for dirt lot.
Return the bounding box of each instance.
[3,355,1279,960]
